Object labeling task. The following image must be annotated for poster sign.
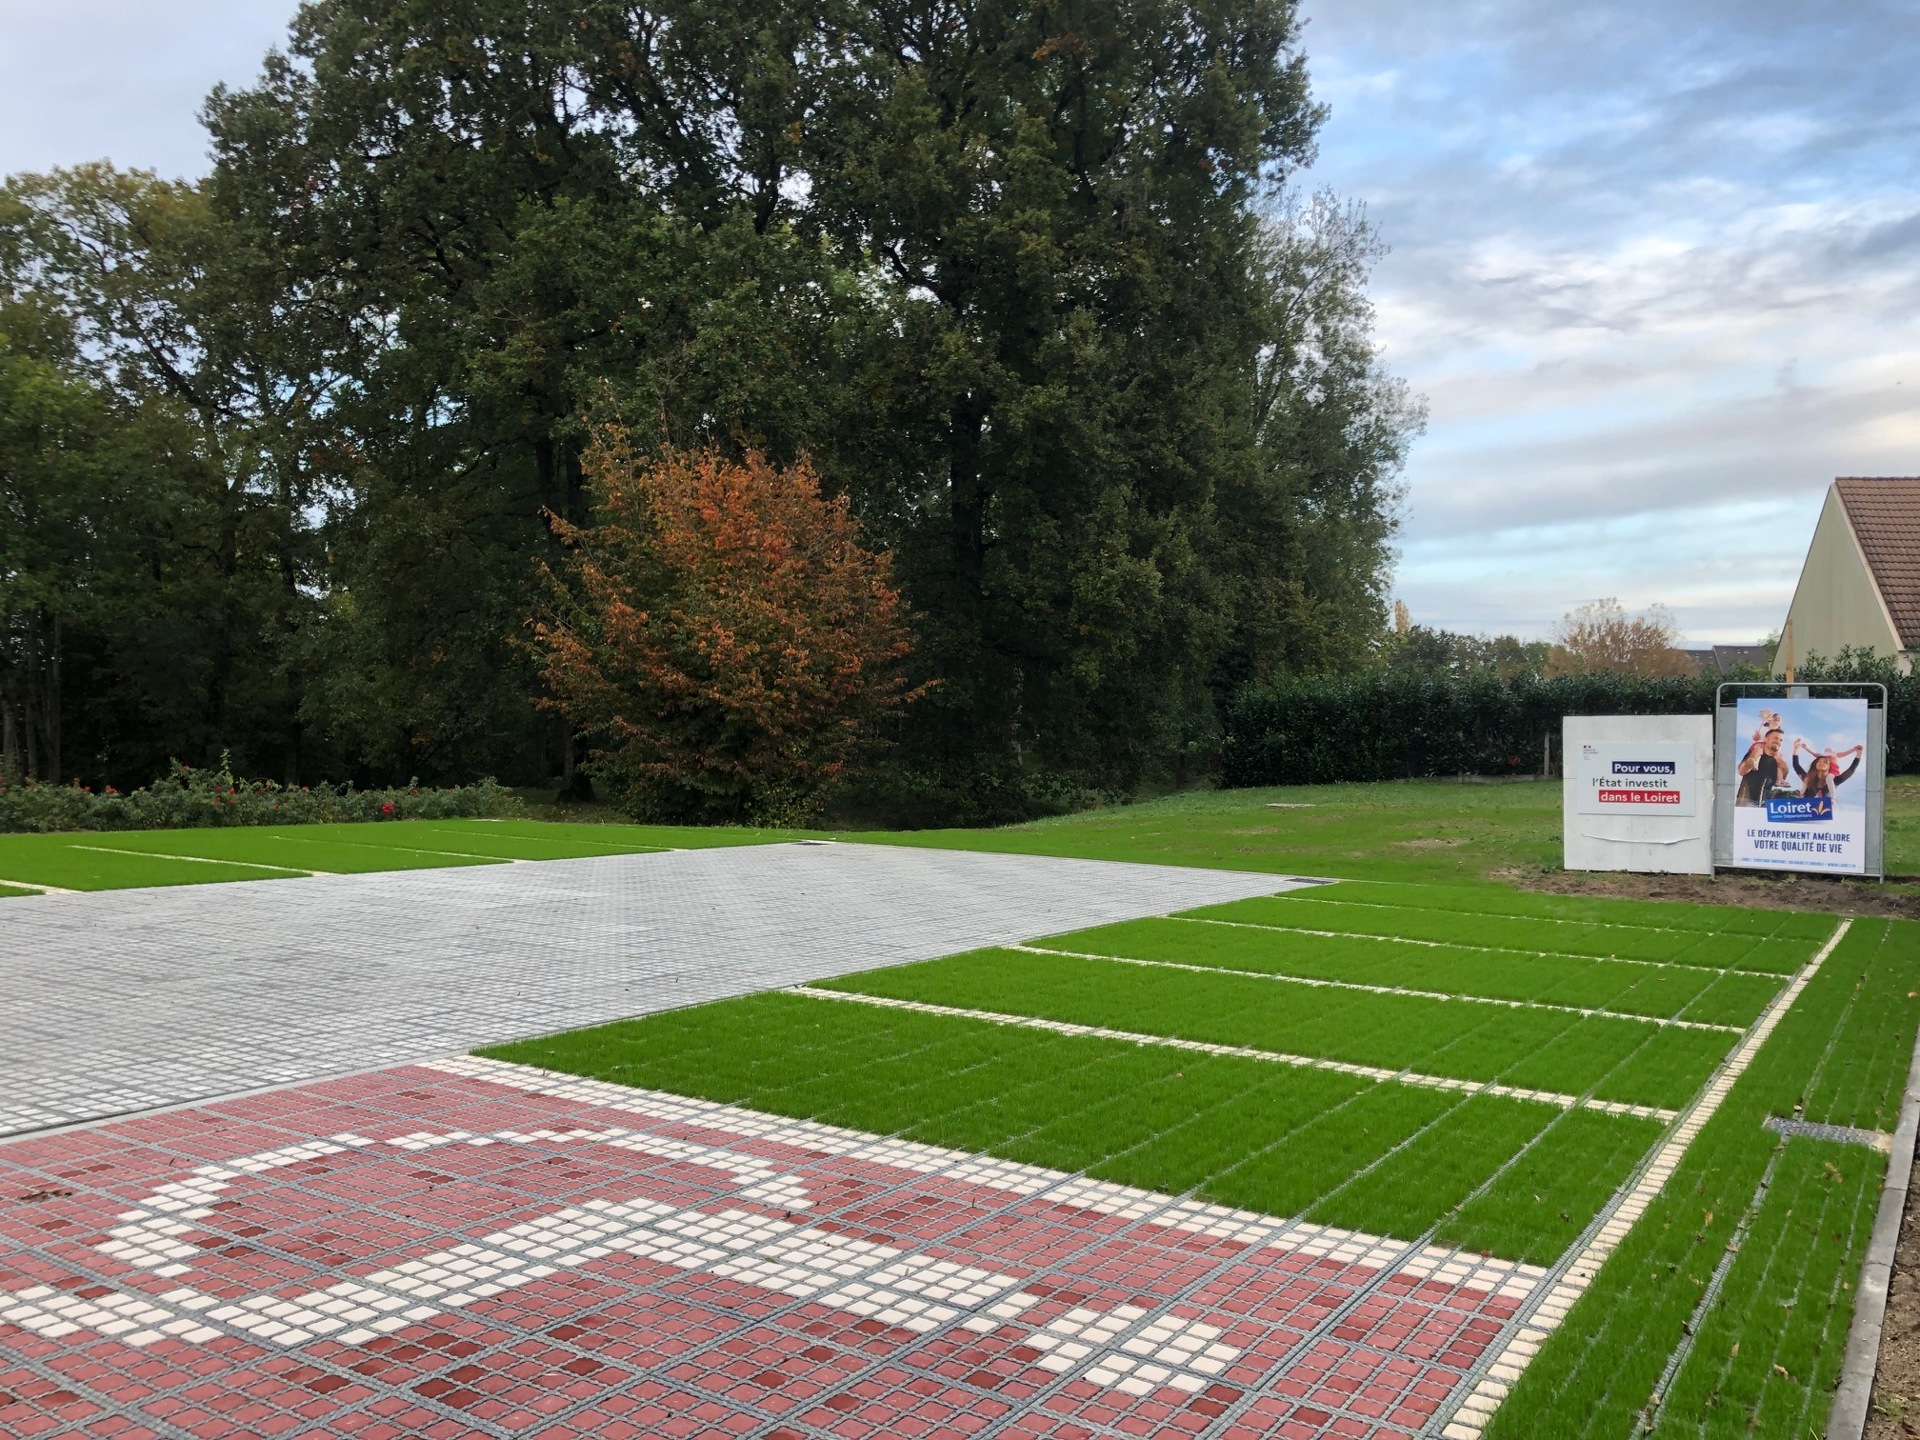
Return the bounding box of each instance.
[1730,697,1869,873]
[1574,741,1698,815]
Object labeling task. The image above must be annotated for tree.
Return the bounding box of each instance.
[2,164,336,783]
[2,0,1417,816]
[1548,598,1692,677]
[531,434,919,823]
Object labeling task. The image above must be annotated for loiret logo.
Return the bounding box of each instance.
[1764,795,1834,823]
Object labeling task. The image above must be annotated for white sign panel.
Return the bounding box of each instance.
[1574,741,1698,816]
[1563,715,1713,876]
[1730,697,1868,874]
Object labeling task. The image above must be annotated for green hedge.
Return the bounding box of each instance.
[1221,665,1920,787]
[0,758,522,833]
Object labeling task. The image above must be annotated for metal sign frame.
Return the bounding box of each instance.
[1713,681,1888,879]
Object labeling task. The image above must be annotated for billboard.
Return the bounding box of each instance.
[1730,697,1869,874]
[1564,716,1713,875]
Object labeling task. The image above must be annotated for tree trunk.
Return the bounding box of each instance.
[948,400,987,614]
[1,688,17,782]
[46,612,60,783]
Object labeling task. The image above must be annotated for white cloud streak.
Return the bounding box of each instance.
[1302,0,1920,641]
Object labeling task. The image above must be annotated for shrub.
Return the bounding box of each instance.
[0,756,521,832]
[531,434,922,826]
[1222,659,1919,787]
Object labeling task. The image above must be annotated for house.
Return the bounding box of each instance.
[1776,476,1920,677]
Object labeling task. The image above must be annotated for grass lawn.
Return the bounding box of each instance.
[0,817,798,891]
[5,773,1913,900]
[844,773,1920,900]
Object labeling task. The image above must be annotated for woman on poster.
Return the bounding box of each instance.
[1793,740,1863,799]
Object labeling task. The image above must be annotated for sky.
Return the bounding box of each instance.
[4,0,1917,645]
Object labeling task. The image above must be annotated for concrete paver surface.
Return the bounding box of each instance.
[0,841,1298,1139]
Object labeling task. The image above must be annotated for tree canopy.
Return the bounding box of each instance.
[0,0,1418,819]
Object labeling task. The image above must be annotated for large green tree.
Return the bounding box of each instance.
[6,0,1416,814]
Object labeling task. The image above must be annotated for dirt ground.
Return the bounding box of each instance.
[1505,868,1920,921]
[1867,1151,1920,1438]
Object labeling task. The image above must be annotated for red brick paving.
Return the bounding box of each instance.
[0,1061,1529,1438]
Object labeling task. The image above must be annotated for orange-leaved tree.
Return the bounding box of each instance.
[531,432,922,824]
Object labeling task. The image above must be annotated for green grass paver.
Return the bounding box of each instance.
[1800,919,1920,1132]
[1308,1093,1560,1241]
[817,948,1728,1108]
[1440,1108,1666,1265]
[1281,881,1838,940]
[1200,1083,1463,1222]
[480,991,1563,1244]
[1486,918,1912,1440]
[1676,972,1791,1030]
[1035,918,1742,1021]
[1651,1137,1882,1439]
[1185,894,1813,974]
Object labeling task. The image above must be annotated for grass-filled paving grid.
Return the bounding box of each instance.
[1650,1138,1880,1438]
[471,871,1889,1439]
[817,947,1732,1110]
[1280,881,1839,940]
[1440,1107,1666,1266]
[1031,918,1782,1028]
[1486,917,1920,1440]
[1187,894,1818,974]
[480,990,1656,1260]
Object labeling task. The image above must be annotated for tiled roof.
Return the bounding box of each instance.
[1835,477,1920,649]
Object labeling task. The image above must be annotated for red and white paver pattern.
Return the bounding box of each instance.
[0,1057,1542,1439]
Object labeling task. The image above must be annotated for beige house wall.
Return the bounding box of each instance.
[1775,485,1904,676]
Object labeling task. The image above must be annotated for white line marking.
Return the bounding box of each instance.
[65,846,327,876]
[1278,892,1816,942]
[1437,917,1854,1439]
[0,877,78,894]
[1169,915,1791,979]
[787,985,1677,1123]
[1012,945,1745,1034]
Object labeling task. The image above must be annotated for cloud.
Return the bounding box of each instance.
[1300,0,1920,638]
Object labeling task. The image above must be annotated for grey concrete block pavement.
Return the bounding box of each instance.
[0,840,1306,1139]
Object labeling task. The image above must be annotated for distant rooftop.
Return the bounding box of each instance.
[1834,477,1920,649]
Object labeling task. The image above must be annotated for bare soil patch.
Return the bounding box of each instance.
[1501,867,1920,921]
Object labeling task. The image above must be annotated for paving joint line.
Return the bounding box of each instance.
[1427,916,1854,1439]
[1014,944,1744,1033]
[0,876,78,894]
[1277,893,1820,941]
[788,985,1678,1123]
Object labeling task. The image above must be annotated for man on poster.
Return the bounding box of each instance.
[1730,697,1869,874]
